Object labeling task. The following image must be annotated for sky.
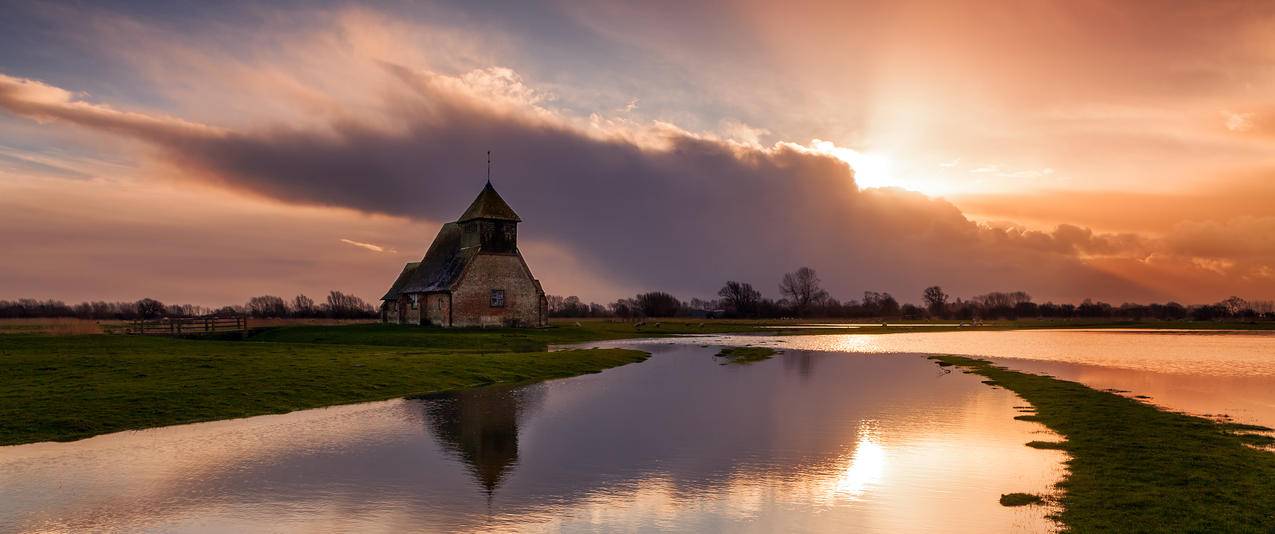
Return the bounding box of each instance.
[1,0,1274,307]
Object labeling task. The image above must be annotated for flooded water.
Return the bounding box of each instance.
[661,329,1275,427]
[0,345,1062,533]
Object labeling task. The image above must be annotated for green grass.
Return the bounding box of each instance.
[714,346,778,365]
[1000,493,1046,507]
[4,320,814,445]
[0,334,647,446]
[932,355,1275,532]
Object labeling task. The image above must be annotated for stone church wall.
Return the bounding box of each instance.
[451,254,544,327]
[425,293,450,326]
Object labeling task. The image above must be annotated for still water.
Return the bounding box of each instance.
[654,329,1275,427]
[0,345,1062,533]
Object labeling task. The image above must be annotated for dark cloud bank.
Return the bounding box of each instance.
[0,70,1157,303]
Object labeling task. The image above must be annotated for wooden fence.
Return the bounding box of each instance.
[124,314,247,336]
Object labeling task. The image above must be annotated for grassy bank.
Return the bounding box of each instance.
[932,355,1275,532]
[4,320,807,445]
[714,346,778,364]
[0,335,646,446]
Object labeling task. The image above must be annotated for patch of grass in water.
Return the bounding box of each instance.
[932,354,1275,532]
[1000,493,1046,507]
[715,346,777,365]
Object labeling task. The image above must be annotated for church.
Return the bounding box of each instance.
[380,182,548,327]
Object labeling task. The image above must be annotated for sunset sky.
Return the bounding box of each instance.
[2,0,1274,306]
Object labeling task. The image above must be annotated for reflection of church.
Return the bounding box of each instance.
[422,384,543,495]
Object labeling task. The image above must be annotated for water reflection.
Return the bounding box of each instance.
[832,425,886,499]
[782,350,817,378]
[648,330,1275,427]
[422,385,543,496]
[0,346,1062,533]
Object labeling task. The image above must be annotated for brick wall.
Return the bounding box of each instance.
[383,300,399,323]
[451,253,544,327]
[425,293,450,326]
[405,295,421,324]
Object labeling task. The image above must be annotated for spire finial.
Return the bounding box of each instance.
[486,150,491,186]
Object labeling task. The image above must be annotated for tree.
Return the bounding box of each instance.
[324,291,375,318]
[246,295,289,318]
[135,298,167,319]
[292,294,316,317]
[1219,296,1248,317]
[610,298,640,320]
[862,291,900,317]
[718,280,762,316]
[779,267,829,316]
[635,291,682,317]
[922,286,948,318]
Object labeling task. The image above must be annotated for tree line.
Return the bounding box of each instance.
[0,291,378,320]
[548,266,1275,322]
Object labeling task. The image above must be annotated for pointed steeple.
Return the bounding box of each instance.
[457,182,521,223]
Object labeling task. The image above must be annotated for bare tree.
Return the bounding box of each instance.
[718,280,762,316]
[325,291,374,318]
[609,298,641,320]
[292,294,315,317]
[246,295,289,318]
[545,295,566,314]
[923,286,949,318]
[779,267,829,316]
[635,291,682,317]
[135,298,167,319]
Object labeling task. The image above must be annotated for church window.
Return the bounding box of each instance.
[410,294,419,309]
[490,289,506,307]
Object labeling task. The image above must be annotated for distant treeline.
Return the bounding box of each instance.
[0,291,377,320]
[549,266,1275,321]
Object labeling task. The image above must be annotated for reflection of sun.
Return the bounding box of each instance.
[833,425,888,499]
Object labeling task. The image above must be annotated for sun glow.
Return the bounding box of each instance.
[804,139,963,198]
[810,140,933,194]
[832,426,888,499]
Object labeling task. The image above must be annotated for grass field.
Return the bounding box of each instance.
[0,330,656,445]
[933,355,1275,532]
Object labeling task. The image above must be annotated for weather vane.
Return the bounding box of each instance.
[486,150,491,185]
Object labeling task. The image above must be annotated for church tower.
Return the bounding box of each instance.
[458,182,521,254]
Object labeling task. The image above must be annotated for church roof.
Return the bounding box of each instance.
[457,182,521,223]
[380,262,420,301]
[380,223,477,300]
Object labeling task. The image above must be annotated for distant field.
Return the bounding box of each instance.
[1,316,1270,338]
[0,318,116,335]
